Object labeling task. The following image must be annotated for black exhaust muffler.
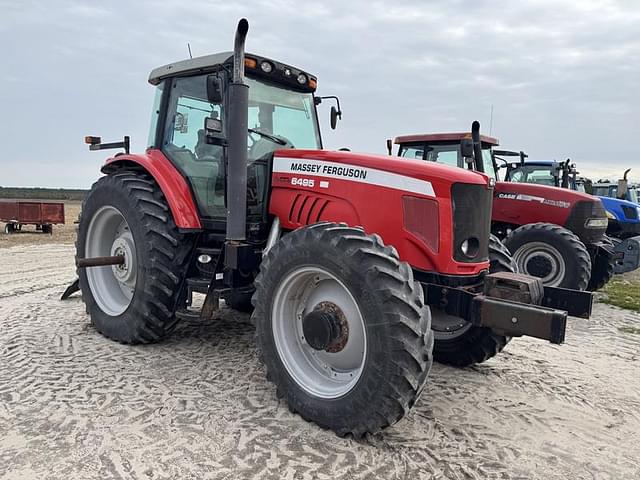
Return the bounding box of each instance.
[226,18,249,242]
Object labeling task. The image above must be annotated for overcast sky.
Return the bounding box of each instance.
[1,0,639,188]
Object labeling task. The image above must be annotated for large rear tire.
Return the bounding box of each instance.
[431,234,515,367]
[252,223,433,437]
[77,171,194,344]
[504,223,591,290]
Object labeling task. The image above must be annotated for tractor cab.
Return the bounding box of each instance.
[501,159,579,189]
[146,51,325,223]
[393,132,500,180]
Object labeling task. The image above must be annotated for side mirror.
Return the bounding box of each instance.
[460,139,474,158]
[204,117,225,145]
[330,106,341,130]
[386,139,393,155]
[207,75,223,104]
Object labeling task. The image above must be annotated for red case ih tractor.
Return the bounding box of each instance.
[392,123,615,292]
[67,20,591,437]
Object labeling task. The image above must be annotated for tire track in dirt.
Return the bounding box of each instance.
[1,244,639,479]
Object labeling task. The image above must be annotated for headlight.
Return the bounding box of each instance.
[585,218,609,228]
[605,210,615,220]
[296,73,308,85]
[637,207,640,218]
[260,61,273,73]
[197,254,212,264]
[460,237,480,258]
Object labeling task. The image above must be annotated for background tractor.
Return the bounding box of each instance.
[69,20,591,437]
[391,124,615,291]
[501,160,640,276]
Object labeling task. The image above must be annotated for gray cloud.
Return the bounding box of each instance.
[1,0,639,187]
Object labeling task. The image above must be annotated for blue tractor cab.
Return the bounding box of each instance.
[501,159,640,275]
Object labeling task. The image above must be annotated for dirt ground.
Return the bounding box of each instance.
[1,243,639,480]
[0,202,81,248]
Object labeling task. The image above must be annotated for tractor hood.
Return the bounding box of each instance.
[493,181,607,244]
[274,149,492,197]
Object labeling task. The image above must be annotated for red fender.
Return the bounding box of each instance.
[101,149,202,229]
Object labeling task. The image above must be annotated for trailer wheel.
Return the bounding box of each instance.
[252,223,433,437]
[3,223,14,234]
[42,224,53,235]
[76,171,194,344]
[431,234,515,367]
[504,223,591,290]
[587,249,614,291]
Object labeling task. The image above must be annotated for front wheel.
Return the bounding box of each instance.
[504,223,591,290]
[252,223,433,437]
[431,234,515,367]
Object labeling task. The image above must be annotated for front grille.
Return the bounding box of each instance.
[622,205,639,220]
[565,200,607,244]
[451,183,492,263]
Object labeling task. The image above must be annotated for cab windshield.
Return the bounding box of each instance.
[246,76,321,154]
[398,143,497,179]
[506,165,558,187]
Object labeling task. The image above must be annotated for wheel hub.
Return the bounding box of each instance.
[110,235,135,283]
[513,241,566,287]
[302,302,349,352]
[525,254,554,278]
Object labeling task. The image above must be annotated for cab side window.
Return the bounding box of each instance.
[162,76,225,218]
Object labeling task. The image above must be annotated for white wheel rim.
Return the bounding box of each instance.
[512,242,566,287]
[85,206,137,316]
[271,266,367,399]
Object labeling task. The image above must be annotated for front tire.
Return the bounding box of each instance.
[252,223,433,437]
[504,223,591,290]
[587,248,614,291]
[77,171,194,344]
[431,234,515,367]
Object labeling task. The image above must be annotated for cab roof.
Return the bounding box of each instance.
[394,132,499,146]
[148,51,317,91]
[149,51,234,85]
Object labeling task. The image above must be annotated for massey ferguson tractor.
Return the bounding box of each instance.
[68,20,592,437]
[391,125,616,292]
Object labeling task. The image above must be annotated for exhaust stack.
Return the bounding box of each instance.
[226,18,249,241]
[471,120,485,173]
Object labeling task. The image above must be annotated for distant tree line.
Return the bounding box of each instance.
[0,187,87,201]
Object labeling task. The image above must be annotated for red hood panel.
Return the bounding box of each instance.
[276,149,490,188]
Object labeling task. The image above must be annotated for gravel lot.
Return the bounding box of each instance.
[1,243,639,479]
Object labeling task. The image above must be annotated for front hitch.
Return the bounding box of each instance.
[423,271,593,344]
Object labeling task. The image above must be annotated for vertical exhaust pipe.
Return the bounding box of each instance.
[471,120,485,173]
[226,18,249,241]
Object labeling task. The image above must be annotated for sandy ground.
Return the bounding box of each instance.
[0,202,81,248]
[1,244,639,480]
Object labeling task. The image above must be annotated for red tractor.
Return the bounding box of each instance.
[68,20,591,437]
[391,123,615,292]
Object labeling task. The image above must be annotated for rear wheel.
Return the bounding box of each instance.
[504,223,591,290]
[431,234,515,367]
[4,223,14,234]
[252,223,433,437]
[77,171,194,344]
